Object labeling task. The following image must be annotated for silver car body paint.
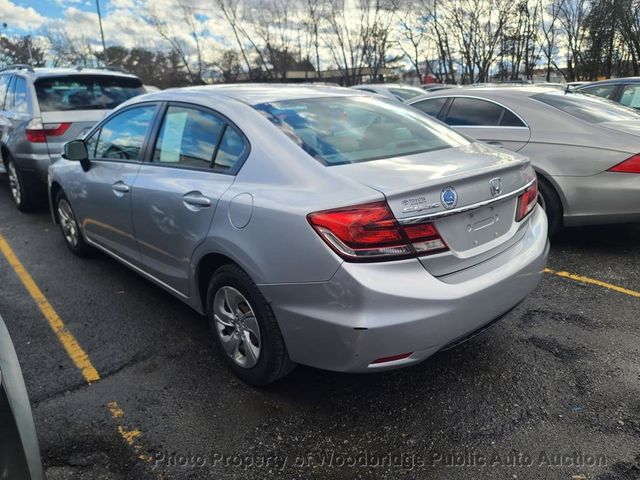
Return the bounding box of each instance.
[49,85,548,373]
[409,86,640,226]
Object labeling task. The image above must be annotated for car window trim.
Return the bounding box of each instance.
[0,74,11,111]
[411,95,529,129]
[4,75,15,112]
[143,100,250,176]
[88,101,161,165]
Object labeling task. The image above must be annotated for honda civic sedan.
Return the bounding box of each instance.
[48,85,548,385]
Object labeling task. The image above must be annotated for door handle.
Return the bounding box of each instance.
[112,181,130,194]
[486,141,504,148]
[182,191,211,209]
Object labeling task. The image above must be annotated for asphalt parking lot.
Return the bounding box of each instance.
[0,178,639,480]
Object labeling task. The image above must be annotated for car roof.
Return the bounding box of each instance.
[0,66,140,80]
[140,83,367,105]
[407,85,560,104]
[581,77,640,86]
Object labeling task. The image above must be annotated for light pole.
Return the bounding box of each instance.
[95,0,108,64]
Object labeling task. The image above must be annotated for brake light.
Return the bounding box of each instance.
[307,201,448,261]
[608,154,640,173]
[25,120,71,143]
[515,180,538,221]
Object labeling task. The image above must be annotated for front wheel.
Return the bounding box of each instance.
[55,191,91,256]
[207,264,296,386]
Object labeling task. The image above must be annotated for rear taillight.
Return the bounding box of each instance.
[515,179,538,222]
[608,154,640,173]
[307,201,448,261]
[25,119,71,143]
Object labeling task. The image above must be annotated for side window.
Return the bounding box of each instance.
[445,98,520,127]
[412,98,448,118]
[12,77,28,113]
[500,109,526,127]
[95,105,156,160]
[619,85,640,109]
[153,106,225,169]
[580,84,617,99]
[213,126,247,171]
[0,75,11,110]
[85,130,99,158]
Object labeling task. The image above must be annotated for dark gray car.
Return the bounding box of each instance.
[0,65,145,211]
[0,313,44,479]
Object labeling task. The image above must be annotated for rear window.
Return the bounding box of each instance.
[533,92,640,123]
[388,87,426,101]
[254,96,468,165]
[34,75,144,112]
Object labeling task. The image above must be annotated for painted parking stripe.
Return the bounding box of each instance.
[0,233,100,383]
[544,268,640,298]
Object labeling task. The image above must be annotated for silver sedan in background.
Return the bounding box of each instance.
[49,85,548,385]
[351,83,428,102]
[409,87,640,234]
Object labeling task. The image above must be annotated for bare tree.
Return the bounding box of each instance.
[41,26,94,67]
[555,0,591,81]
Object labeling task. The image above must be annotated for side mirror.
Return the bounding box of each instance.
[62,140,91,171]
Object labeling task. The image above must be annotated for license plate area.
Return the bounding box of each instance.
[434,198,517,254]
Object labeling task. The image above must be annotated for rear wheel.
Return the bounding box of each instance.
[6,156,34,212]
[537,176,563,237]
[55,191,91,256]
[207,264,295,386]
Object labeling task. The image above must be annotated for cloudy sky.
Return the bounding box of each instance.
[1,0,215,51]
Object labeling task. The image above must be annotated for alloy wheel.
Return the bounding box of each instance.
[57,199,79,247]
[7,161,21,206]
[213,286,261,369]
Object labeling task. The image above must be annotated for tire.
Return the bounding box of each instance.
[54,190,91,256]
[537,176,563,237]
[6,156,35,212]
[206,264,296,386]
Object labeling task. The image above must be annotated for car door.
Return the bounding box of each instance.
[131,103,247,296]
[75,103,158,265]
[440,96,531,152]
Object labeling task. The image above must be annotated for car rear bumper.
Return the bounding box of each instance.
[13,153,53,184]
[556,172,640,226]
[261,206,549,373]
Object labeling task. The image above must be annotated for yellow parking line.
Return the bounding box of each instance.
[0,233,100,383]
[544,268,640,298]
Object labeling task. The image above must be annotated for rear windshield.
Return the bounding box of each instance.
[254,96,468,165]
[388,87,426,101]
[34,75,144,112]
[533,92,640,123]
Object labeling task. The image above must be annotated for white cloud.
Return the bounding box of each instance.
[0,0,47,31]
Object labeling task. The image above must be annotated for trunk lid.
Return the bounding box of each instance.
[599,120,640,138]
[333,143,535,275]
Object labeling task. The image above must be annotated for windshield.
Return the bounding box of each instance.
[254,96,468,165]
[35,75,145,112]
[533,91,640,123]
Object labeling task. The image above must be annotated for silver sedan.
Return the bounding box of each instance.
[408,87,640,234]
[48,85,548,385]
